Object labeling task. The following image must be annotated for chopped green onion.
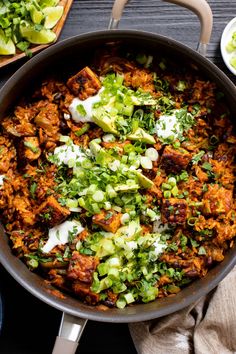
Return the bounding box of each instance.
[209,135,219,145]
[92,203,101,214]
[145,147,159,161]
[92,190,105,202]
[116,297,126,309]
[102,134,116,143]
[124,293,135,304]
[171,185,179,197]
[140,156,153,169]
[124,144,135,153]
[75,123,90,137]
[168,177,176,186]
[121,213,130,225]
[164,190,171,198]
[27,258,38,269]
[76,104,87,117]
[162,183,172,190]
[187,217,197,226]
[66,199,78,208]
[59,135,71,143]
[198,246,207,255]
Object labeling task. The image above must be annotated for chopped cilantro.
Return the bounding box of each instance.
[202,162,212,171]
[192,150,205,165]
[198,246,207,255]
[30,182,37,199]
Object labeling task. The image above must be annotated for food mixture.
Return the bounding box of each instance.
[0,47,236,308]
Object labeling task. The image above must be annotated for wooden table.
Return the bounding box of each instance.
[0,1,236,353]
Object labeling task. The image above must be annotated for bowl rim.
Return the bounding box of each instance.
[220,16,236,76]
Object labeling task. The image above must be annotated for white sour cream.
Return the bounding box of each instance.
[153,238,167,256]
[42,220,84,253]
[0,175,5,187]
[54,144,86,166]
[155,111,181,141]
[69,88,103,123]
[153,217,169,234]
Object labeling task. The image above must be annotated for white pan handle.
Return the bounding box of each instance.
[52,312,87,354]
[108,0,213,56]
[108,0,129,30]
[163,0,213,56]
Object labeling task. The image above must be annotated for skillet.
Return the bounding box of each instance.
[0,0,236,353]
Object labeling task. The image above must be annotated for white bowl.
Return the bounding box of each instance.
[221,17,236,75]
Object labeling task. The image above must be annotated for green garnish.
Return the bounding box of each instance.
[192,150,205,165]
[76,104,87,117]
[202,162,212,171]
[75,123,90,137]
[24,141,39,153]
[30,182,37,198]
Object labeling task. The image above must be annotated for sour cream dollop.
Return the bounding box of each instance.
[68,88,103,123]
[155,111,181,141]
[0,175,5,187]
[42,220,84,253]
[153,238,167,256]
[54,144,86,166]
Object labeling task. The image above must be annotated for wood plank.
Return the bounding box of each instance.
[0,0,74,68]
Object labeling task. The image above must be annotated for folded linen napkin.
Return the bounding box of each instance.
[129,266,236,354]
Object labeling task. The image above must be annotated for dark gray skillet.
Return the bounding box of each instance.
[0,0,236,352]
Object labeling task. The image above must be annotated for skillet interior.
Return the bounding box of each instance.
[0,30,236,323]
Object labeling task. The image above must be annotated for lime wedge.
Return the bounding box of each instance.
[20,23,56,44]
[43,6,64,29]
[30,7,44,24]
[0,29,16,55]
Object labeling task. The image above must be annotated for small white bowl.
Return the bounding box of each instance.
[221,17,236,75]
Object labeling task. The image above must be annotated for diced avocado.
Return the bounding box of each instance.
[92,111,118,135]
[127,128,155,144]
[135,170,154,189]
[114,102,134,117]
[114,183,139,192]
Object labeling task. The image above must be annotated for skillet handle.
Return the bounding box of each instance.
[52,312,87,354]
[108,0,129,30]
[108,0,213,56]
[163,0,213,56]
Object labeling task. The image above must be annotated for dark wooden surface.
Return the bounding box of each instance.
[0,0,236,353]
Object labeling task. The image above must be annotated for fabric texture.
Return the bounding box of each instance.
[129,266,236,354]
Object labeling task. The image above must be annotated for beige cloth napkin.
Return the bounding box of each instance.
[129,266,236,354]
